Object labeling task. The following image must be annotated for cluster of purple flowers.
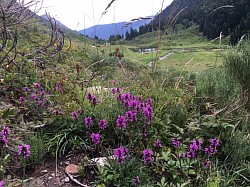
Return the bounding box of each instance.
[154,139,162,148]
[173,138,220,162]
[99,119,107,130]
[52,82,64,93]
[186,139,203,159]
[71,108,82,120]
[205,138,219,155]
[172,138,181,148]
[125,110,137,122]
[19,83,52,109]
[116,115,126,129]
[114,146,128,164]
[17,144,31,158]
[0,126,11,147]
[91,133,101,144]
[117,93,154,122]
[84,116,93,128]
[87,93,98,106]
[142,149,153,164]
[111,87,121,94]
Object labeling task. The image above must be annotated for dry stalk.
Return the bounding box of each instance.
[174,58,193,89]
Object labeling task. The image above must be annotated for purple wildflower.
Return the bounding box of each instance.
[125,110,134,122]
[116,115,126,129]
[137,96,142,101]
[84,117,93,128]
[0,180,4,187]
[172,138,181,148]
[53,110,61,115]
[111,88,116,94]
[71,112,78,120]
[134,176,140,186]
[31,94,38,100]
[209,138,220,147]
[91,133,100,144]
[203,160,211,168]
[38,100,43,106]
[1,126,11,136]
[190,139,203,151]
[116,94,122,101]
[0,135,8,147]
[86,93,98,106]
[154,139,162,148]
[17,144,31,158]
[186,139,203,159]
[121,93,131,102]
[142,125,147,137]
[186,150,196,158]
[23,86,29,92]
[116,87,121,93]
[40,90,46,96]
[77,108,82,115]
[99,119,107,130]
[128,100,138,109]
[146,98,153,105]
[113,80,118,86]
[204,138,219,155]
[142,104,153,121]
[53,83,62,92]
[92,96,98,106]
[19,96,26,102]
[34,83,41,89]
[87,93,93,101]
[143,149,153,164]
[114,146,128,164]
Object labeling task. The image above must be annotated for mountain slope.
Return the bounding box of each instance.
[78,19,151,40]
[156,0,250,44]
[131,0,250,44]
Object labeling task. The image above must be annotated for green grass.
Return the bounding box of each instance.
[99,24,227,72]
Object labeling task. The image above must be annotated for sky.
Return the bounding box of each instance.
[32,0,173,30]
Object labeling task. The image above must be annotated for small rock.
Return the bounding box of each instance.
[64,177,70,183]
[41,170,48,173]
[51,173,55,177]
[65,164,79,174]
[89,156,114,167]
[48,176,52,180]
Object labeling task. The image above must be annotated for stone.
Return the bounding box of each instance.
[64,177,70,183]
[65,164,79,174]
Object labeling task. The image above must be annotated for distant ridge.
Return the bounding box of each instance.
[78,19,151,40]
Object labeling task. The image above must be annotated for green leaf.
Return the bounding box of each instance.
[161,177,166,185]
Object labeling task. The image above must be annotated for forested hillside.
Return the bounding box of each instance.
[127,0,250,44]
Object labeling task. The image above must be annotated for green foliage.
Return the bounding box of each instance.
[222,130,250,166]
[26,134,47,166]
[96,157,151,187]
[224,39,250,110]
[196,67,240,107]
